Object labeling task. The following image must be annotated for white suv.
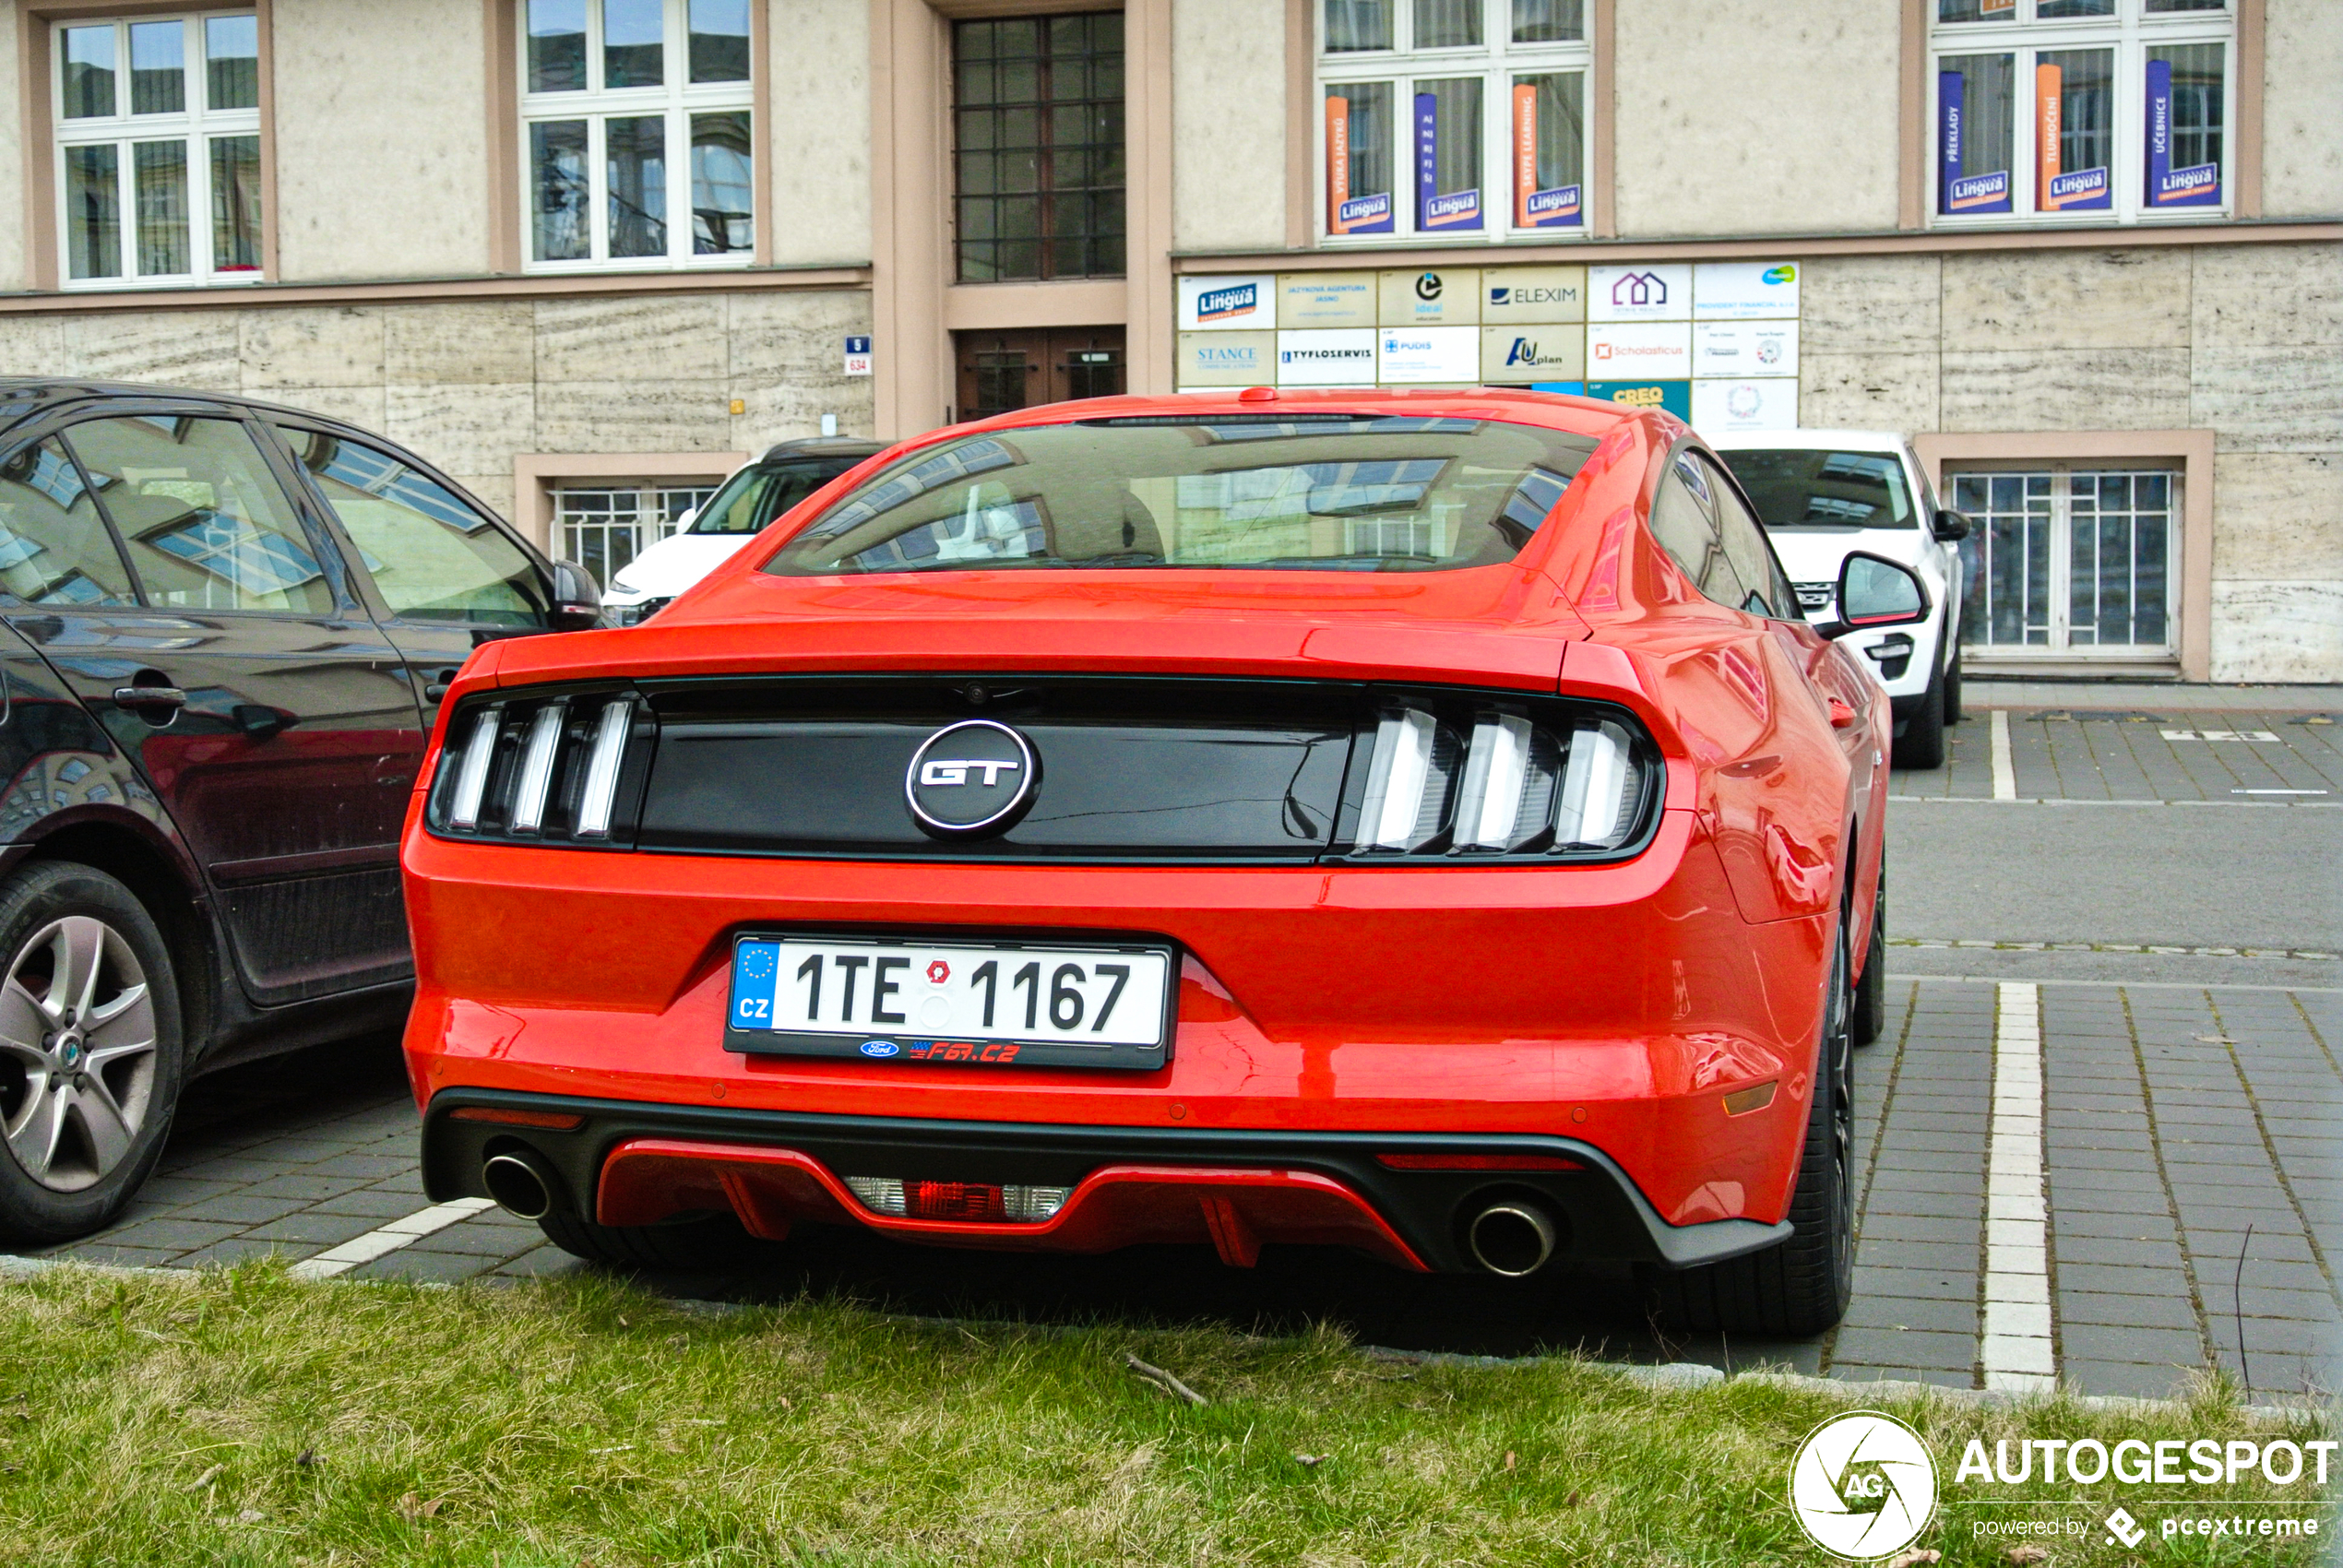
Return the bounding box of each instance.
[1708,429,1968,768]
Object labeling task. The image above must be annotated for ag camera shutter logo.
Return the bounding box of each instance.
[1789,1411,1938,1559]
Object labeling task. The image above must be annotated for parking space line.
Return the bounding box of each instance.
[1990,711,2016,801]
[285,1197,497,1279]
[1981,980,2057,1392]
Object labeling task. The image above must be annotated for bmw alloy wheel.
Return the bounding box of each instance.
[0,915,159,1192]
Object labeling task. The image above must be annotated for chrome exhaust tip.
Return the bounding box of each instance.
[482,1151,554,1220]
[1466,1202,1557,1277]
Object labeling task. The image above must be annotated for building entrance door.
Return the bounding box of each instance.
[1951,468,2178,660]
[955,327,1124,422]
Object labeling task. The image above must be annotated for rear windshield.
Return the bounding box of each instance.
[1717,447,1916,530]
[763,416,1600,576]
[691,458,864,536]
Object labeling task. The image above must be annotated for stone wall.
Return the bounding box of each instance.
[0,288,875,530]
[1172,0,1289,254]
[1798,243,2343,683]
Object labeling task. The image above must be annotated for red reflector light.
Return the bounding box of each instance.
[1375,1153,1585,1172]
[449,1107,586,1130]
[904,1181,1007,1221]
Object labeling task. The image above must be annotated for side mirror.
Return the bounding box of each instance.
[548,560,603,632]
[1932,507,1971,542]
[672,505,699,532]
[1814,552,1931,639]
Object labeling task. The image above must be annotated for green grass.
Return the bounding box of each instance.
[0,1262,2326,1565]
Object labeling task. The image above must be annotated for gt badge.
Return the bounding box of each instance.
[904,719,1041,838]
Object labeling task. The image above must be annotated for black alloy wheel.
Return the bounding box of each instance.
[0,862,184,1243]
[1892,661,1948,770]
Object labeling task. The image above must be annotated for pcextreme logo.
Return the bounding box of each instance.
[1790,1411,1938,1560]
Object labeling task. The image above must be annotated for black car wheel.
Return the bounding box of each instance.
[1942,634,1964,726]
[1892,662,1947,771]
[0,862,183,1244]
[1653,909,1855,1336]
[1850,859,1887,1048]
[536,1206,764,1271]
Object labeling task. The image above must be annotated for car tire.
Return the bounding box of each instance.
[0,861,184,1245]
[1942,634,1964,726]
[1650,911,1855,1336]
[1850,861,1887,1048]
[1892,663,1947,771]
[536,1205,762,1271]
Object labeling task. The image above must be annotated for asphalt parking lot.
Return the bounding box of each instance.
[16,683,2342,1403]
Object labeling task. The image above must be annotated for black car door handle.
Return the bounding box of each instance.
[113,685,186,708]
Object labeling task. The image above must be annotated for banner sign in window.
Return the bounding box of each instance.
[2035,63,2110,211]
[1415,92,1481,232]
[1511,85,1580,229]
[1325,96,1394,235]
[1939,68,2011,214]
[1587,380,1690,421]
[2146,58,2220,208]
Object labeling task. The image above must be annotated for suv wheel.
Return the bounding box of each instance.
[1652,909,1855,1336]
[1942,634,1964,726]
[0,862,184,1244]
[1892,662,1947,770]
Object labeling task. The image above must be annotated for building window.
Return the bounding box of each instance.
[1952,467,2176,657]
[53,11,262,288]
[952,14,1124,282]
[520,0,754,270]
[554,481,717,586]
[1930,0,2232,225]
[1317,0,1591,242]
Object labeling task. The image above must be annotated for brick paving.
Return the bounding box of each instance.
[1895,706,2341,803]
[17,975,2338,1400]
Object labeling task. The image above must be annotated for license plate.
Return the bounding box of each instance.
[723,934,1175,1069]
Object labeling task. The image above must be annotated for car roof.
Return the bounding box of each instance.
[756,435,888,465]
[1703,428,1912,454]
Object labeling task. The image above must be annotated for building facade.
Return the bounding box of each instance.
[0,0,2333,679]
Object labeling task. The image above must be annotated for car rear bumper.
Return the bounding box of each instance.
[419,1089,1793,1274]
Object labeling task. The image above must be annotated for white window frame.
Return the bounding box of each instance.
[52,10,263,291]
[518,0,755,274]
[1927,0,2235,228]
[554,481,720,585]
[1315,0,1593,245]
[1948,462,2182,660]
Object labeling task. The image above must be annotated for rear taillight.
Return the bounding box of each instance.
[427,689,650,848]
[1342,694,1656,861]
[843,1176,1071,1224]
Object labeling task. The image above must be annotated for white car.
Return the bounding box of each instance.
[601,437,884,625]
[1707,429,1968,768]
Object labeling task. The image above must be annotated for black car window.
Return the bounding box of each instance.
[689,458,860,536]
[0,438,137,607]
[64,415,334,613]
[1649,457,1752,612]
[1717,446,1917,529]
[272,425,551,628]
[1702,454,1800,620]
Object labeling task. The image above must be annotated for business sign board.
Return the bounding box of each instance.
[1693,262,1799,320]
[1324,96,1395,234]
[1588,320,1692,380]
[1415,92,1482,232]
[2036,64,2110,212]
[1279,271,1379,328]
[1482,266,1586,324]
[1588,380,1691,421]
[1278,328,1379,386]
[1588,264,1692,322]
[1481,326,1585,382]
[1175,331,1275,386]
[1939,69,2013,214]
[1511,84,1581,229]
[2146,57,2220,208]
[1178,275,1277,332]
[1377,327,1479,383]
[1377,268,1481,326]
[1693,321,1798,379]
[1691,377,1798,433]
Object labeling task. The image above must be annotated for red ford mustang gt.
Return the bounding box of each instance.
[401,389,1927,1334]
